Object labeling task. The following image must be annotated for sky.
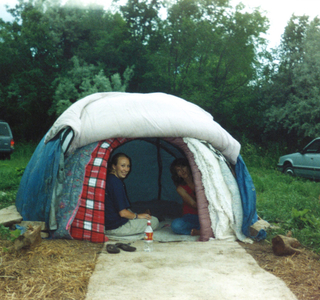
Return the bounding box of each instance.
[0,0,319,49]
[231,0,319,48]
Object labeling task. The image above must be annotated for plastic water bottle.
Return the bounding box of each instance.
[144,220,153,252]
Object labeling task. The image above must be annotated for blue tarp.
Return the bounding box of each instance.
[16,135,62,228]
[52,142,97,239]
[235,154,266,240]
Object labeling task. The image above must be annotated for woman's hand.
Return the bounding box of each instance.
[119,209,151,220]
[137,213,151,220]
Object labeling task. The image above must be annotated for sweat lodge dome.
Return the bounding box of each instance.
[16,92,264,243]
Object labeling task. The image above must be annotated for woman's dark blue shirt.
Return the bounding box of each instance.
[105,174,130,230]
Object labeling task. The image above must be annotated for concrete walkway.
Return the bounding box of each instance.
[85,240,297,300]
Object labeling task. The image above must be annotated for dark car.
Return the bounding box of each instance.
[277,138,320,180]
[0,121,14,160]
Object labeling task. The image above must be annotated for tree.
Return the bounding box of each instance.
[0,0,133,140]
[119,0,164,92]
[263,16,320,142]
[0,0,60,140]
[0,0,270,142]
[142,0,269,132]
[50,56,134,116]
[120,0,163,44]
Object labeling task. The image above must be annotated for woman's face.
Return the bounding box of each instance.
[175,165,191,179]
[112,157,130,179]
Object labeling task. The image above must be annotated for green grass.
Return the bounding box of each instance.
[0,142,36,209]
[242,141,320,253]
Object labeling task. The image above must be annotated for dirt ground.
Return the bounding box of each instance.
[0,239,103,299]
[240,240,320,300]
[0,238,320,300]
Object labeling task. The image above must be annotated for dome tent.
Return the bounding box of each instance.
[16,92,262,243]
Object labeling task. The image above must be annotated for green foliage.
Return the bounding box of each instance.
[50,56,134,116]
[263,15,320,141]
[15,167,26,177]
[239,137,283,169]
[0,190,17,210]
[2,0,319,147]
[0,0,134,140]
[0,0,273,143]
[141,0,269,109]
[0,225,20,241]
[284,208,317,230]
[120,0,163,44]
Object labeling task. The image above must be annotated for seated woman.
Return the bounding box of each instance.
[104,153,159,236]
[170,158,200,236]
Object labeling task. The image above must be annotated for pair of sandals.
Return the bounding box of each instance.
[107,243,136,254]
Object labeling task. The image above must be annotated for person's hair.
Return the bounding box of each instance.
[170,157,191,186]
[108,153,132,174]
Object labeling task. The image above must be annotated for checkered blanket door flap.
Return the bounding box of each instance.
[70,138,129,243]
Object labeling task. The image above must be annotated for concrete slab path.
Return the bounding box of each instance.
[85,240,297,300]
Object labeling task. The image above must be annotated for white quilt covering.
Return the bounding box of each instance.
[184,137,250,242]
[45,92,240,164]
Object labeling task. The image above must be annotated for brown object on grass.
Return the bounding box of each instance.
[272,234,302,256]
[13,225,42,251]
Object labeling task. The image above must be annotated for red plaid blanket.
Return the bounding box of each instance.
[70,138,130,243]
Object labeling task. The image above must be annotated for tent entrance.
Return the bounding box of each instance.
[67,137,209,242]
[68,136,215,242]
[110,138,186,221]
